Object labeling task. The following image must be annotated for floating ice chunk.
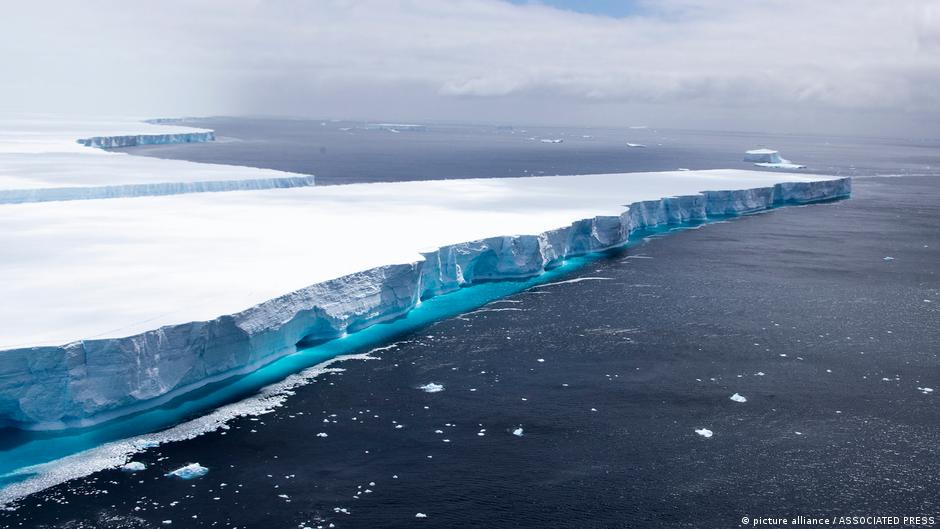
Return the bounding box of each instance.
[695,428,713,438]
[626,143,647,148]
[883,256,895,261]
[512,427,524,437]
[416,513,428,518]
[165,463,208,480]
[730,393,747,403]
[540,138,563,144]
[744,149,805,169]
[536,358,545,363]
[418,383,444,393]
[917,387,934,395]
[162,521,172,525]
[316,432,328,438]
[121,461,146,472]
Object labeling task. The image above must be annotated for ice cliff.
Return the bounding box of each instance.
[0,177,850,429]
[76,131,215,149]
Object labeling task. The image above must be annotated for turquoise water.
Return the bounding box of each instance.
[0,252,606,484]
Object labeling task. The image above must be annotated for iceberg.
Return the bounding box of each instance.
[165,463,208,480]
[0,117,851,430]
[363,123,426,132]
[744,149,806,169]
[121,461,146,472]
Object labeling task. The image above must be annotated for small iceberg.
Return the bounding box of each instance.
[121,461,146,472]
[165,463,208,480]
[695,428,713,438]
[730,393,748,403]
[626,142,647,148]
[418,382,444,393]
[415,513,428,518]
[512,426,524,437]
[744,149,806,169]
[540,138,563,144]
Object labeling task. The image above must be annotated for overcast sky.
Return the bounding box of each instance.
[2,0,938,136]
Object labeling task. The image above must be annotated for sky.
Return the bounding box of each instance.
[2,0,939,137]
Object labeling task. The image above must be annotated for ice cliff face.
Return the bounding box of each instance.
[0,177,850,430]
[76,131,215,149]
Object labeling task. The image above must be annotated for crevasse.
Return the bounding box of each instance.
[0,177,850,430]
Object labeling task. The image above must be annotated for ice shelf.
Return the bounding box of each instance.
[0,116,315,203]
[0,117,851,429]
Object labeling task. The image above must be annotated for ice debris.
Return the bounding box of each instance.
[695,428,713,438]
[418,383,444,393]
[730,393,747,403]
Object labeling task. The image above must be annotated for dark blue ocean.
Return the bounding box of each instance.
[3,119,939,529]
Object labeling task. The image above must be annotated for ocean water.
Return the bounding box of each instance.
[3,120,939,528]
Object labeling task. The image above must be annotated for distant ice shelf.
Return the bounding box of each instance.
[0,116,851,429]
[0,116,315,203]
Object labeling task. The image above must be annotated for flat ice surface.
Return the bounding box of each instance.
[1,168,839,349]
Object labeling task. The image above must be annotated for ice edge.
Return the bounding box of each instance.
[0,177,851,429]
[76,131,216,149]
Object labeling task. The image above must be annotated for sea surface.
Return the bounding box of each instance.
[2,119,939,528]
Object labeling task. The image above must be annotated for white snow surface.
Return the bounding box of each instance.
[0,117,851,428]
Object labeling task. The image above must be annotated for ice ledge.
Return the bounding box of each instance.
[76,131,215,149]
[0,177,850,429]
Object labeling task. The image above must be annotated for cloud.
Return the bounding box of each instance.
[1,0,937,135]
